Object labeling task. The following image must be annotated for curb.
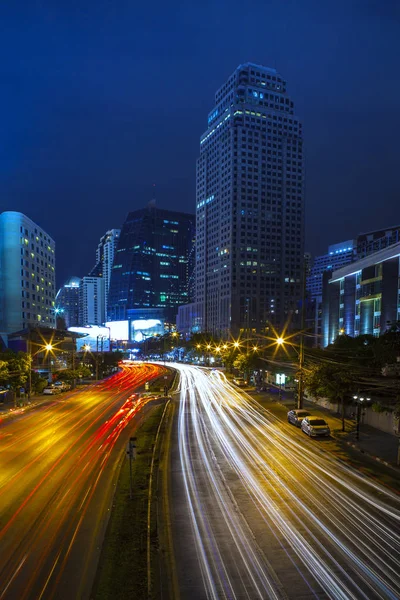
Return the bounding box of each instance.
[337,437,400,472]
[250,389,400,474]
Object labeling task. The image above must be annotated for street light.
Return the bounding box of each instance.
[353,395,370,440]
[274,335,304,410]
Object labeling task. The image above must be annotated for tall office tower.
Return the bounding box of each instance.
[79,276,105,326]
[107,205,195,324]
[90,229,121,318]
[55,276,81,328]
[196,63,304,338]
[0,211,56,335]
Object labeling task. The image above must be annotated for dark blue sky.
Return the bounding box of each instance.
[1,1,399,285]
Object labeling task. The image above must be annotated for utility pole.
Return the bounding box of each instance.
[297,259,307,410]
[28,328,32,398]
[71,339,76,390]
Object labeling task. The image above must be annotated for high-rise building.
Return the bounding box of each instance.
[195,62,304,337]
[0,211,56,335]
[55,276,81,328]
[79,276,105,326]
[90,229,120,317]
[307,241,355,300]
[107,205,195,324]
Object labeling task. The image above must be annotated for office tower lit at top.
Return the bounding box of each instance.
[195,63,305,337]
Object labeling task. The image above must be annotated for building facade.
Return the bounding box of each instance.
[107,205,195,324]
[90,229,120,317]
[0,211,56,335]
[195,62,304,337]
[306,241,355,345]
[79,276,105,326]
[356,226,400,259]
[323,241,400,346]
[55,276,81,328]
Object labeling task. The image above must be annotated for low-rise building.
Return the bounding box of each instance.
[323,241,400,346]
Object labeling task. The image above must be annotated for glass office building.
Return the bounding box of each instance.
[107,205,195,324]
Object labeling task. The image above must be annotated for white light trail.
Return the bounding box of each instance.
[174,364,400,600]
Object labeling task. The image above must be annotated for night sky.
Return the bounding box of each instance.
[1,1,399,286]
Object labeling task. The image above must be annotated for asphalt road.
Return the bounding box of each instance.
[167,364,400,600]
[0,363,164,600]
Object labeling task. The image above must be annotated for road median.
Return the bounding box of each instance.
[91,402,167,600]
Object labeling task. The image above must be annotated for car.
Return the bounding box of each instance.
[232,377,247,387]
[54,381,71,391]
[301,416,330,437]
[287,409,312,427]
[43,385,62,395]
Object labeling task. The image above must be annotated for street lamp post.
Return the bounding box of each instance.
[353,395,370,441]
[275,336,304,410]
[45,344,54,383]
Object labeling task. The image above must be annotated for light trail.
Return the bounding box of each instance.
[0,363,165,600]
[175,364,400,600]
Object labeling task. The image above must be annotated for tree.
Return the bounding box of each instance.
[0,360,9,384]
[305,363,356,431]
[55,366,92,383]
[233,353,261,380]
[0,351,30,391]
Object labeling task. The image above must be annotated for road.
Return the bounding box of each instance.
[168,364,400,600]
[0,363,164,600]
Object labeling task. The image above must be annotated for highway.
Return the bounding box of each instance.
[0,362,164,600]
[170,364,400,600]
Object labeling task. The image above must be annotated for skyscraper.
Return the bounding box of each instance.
[195,63,304,338]
[55,276,81,328]
[90,229,120,317]
[79,276,105,326]
[107,205,195,324]
[0,211,56,335]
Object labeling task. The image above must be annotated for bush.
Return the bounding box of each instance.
[35,378,49,394]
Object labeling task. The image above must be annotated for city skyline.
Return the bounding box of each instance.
[1,1,399,285]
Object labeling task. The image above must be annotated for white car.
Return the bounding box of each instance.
[287,409,311,427]
[301,416,330,437]
[43,386,61,395]
[232,377,247,387]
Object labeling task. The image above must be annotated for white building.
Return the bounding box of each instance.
[0,211,56,335]
[91,229,120,320]
[195,63,304,337]
[79,276,105,326]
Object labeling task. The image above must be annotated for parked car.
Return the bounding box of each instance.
[301,416,330,437]
[232,377,247,387]
[43,385,62,395]
[287,409,312,427]
[54,381,71,391]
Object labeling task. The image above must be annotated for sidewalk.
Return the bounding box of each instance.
[249,387,400,471]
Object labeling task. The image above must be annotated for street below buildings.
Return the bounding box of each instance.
[166,364,400,600]
[0,363,164,600]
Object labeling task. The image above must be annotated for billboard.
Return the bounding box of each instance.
[68,325,110,352]
[105,320,129,341]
